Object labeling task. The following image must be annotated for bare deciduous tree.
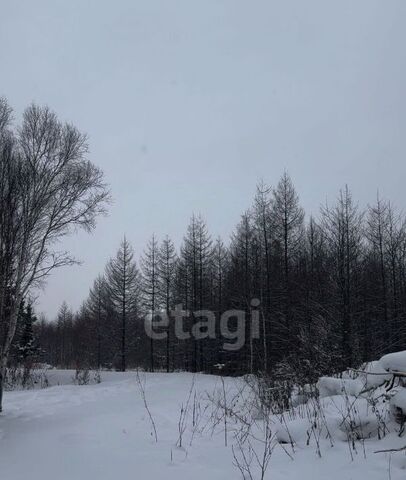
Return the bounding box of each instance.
[141,234,160,372]
[0,99,109,411]
[157,235,177,372]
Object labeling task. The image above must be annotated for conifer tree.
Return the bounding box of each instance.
[105,238,139,372]
[158,236,177,372]
[140,235,160,372]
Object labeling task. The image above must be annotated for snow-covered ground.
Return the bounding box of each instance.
[1,369,406,480]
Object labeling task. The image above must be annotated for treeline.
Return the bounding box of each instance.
[34,173,406,379]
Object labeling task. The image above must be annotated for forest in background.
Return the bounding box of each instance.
[21,172,406,383]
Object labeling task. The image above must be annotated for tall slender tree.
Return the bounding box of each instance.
[86,274,109,369]
[158,236,177,372]
[321,187,363,368]
[0,99,109,411]
[180,215,212,372]
[272,172,304,287]
[56,301,74,368]
[140,235,160,372]
[105,238,139,372]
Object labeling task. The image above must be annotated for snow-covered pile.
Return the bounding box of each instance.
[380,351,406,373]
[274,350,406,467]
[275,394,385,445]
[379,350,406,419]
[317,376,364,397]
[359,360,392,389]
[391,389,406,421]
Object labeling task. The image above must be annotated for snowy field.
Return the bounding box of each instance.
[1,369,406,480]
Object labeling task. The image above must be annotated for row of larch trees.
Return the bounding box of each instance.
[35,172,406,381]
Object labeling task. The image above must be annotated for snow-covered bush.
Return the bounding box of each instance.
[3,366,49,391]
[209,350,406,479]
[269,351,406,458]
[72,366,102,386]
[317,377,364,398]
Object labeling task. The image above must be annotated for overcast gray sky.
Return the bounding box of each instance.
[1,0,405,319]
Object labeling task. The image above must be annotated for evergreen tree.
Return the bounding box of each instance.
[17,302,39,362]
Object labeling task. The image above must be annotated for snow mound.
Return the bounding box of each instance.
[276,394,384,445]
[380,351,406,372]
[390,389,406,423]
[275,417,310,444]
[317,377,364,398]
[360,361,392,388]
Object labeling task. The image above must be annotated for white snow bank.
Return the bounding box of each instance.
[337,410,381,440]
[276,394,383,445]
[275,417,310,444]
[380,351,406,372]
[322,395,383,439]
[357,361,392,389]
[2,370,406,479]
[317,377,364,398]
